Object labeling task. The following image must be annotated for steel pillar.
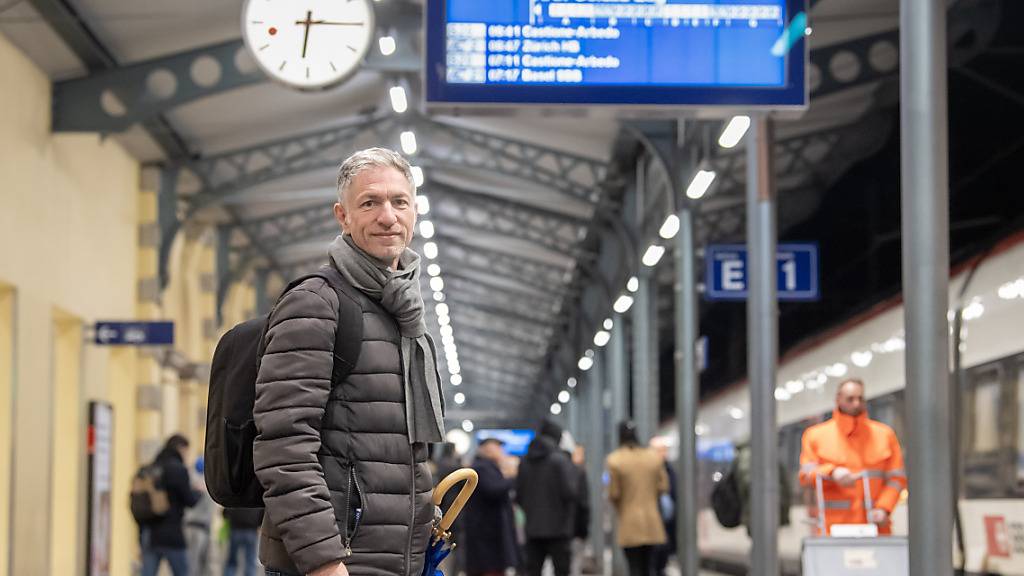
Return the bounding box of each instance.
[901,0,952,574]
[674,205,699,576]
[609,313,628,447]
[747,116,779,576]
[586,357,606,576]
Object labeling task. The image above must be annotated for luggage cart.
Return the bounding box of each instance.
[802,474,908,576]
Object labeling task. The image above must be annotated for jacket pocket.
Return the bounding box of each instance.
[343,465,365,556]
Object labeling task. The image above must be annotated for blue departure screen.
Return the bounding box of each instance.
[425,0,807,108]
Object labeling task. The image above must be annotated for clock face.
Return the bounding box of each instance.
[242,0,375,91]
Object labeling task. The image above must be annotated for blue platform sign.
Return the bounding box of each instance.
[94,321,174,346]
[426,0,808,109]
[705,243,818,301]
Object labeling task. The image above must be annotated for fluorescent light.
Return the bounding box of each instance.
[578,356,594,371]
[454,393,465,405]
[775,388,792,401]
[728,407,744,420]
[423,241,438,259]
[998,279,1024,300]
[432,292,444,302]
[594,330,611,347]
[558,390,571,403]
[411,166,425,188]
[441,334,455,346]
[448,365,460,375]
[785,379,804,394]
[439,325,453,337]
[718,115,751,148]
[379,35,397,56]
[427,264,441,277]
[415,194,430,215]
[430,276,444,292]
[627,277,639,293]
[642,244,666,267]
[824,362,848,378]
[659,214,680,239]
[400,131,417,155]
[613,295,634,314]
[695,423,709,436]
[963,298,985,321]
[550,403,562,415]
[461,419,474,432]
[567,377,577,388]
[450,374,462,386]
[603,318,613,330]
[437,315,450,327]
[388,84,407,112]
[419,220,435,239]
[435,303,449,316]
[686,170,716,199]
[851,350,873,367]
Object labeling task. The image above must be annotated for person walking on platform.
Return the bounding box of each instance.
[463,438,520,576]
[223,507,264,576]
[140,434,201,576]
[516,420,580,576]
[606,422,668,576]
[252,148,442,576]
[799,377,907,536]
[184,457,214,576]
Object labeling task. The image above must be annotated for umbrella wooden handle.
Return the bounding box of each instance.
[432,468,478,533]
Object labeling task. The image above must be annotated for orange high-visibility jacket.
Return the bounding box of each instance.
[799,409,906,536]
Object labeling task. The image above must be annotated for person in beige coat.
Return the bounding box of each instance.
[606,421,669,576]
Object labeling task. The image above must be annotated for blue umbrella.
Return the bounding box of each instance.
[423,468,479,576]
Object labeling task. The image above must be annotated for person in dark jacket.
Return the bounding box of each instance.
[464,438,520,576]
[223,507,265,576]
[253,148,442,576]
[140,434,201,576]
[516,420,580,576]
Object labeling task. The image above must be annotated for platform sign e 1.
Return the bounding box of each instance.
[93,321,174,345]
[705,243,819,301]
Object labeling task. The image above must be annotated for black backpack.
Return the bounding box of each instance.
[130,463,170,524]
[710,462,743,529]
[204,265,363,507]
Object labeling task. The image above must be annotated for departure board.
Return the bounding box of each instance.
[425,0,807,109]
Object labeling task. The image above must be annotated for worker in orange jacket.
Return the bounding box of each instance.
[799,378,906,536]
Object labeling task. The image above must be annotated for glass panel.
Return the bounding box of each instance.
[974,374,1001,453]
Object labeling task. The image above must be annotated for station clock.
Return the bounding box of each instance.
[241,0,375,91]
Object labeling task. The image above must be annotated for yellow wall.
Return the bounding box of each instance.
[0,31,140,576]
[51,310,83,576]
[0,286,13,576]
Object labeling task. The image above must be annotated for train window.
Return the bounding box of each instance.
[972,372,1002,453]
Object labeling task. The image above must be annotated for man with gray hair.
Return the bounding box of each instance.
[253,147,444,576]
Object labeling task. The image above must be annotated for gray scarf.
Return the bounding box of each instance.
[328,235,445,444]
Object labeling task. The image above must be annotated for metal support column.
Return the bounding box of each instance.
[632,275,658,443]
[254,268,271,315]
[901,0,952,573]
[674,205,699,576]
[609,313,628,446]
[587,359,606,576]
[747,116,779,576]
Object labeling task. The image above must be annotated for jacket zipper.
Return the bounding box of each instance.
[349,467,365,556]
[342,467,354,557]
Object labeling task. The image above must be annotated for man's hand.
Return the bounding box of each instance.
[832,467,858,487]
[867,508,889,525]
[309,560,349,576]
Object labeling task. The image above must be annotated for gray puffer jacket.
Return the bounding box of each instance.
[253,275,434,576]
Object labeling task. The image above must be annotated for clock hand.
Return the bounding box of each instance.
[298,20,365,26]
[300,10,312,59]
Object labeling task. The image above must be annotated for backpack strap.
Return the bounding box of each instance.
[263,266,364,386]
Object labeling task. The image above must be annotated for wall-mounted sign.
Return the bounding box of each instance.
[93,321,174,346]
[426,0,808,110]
